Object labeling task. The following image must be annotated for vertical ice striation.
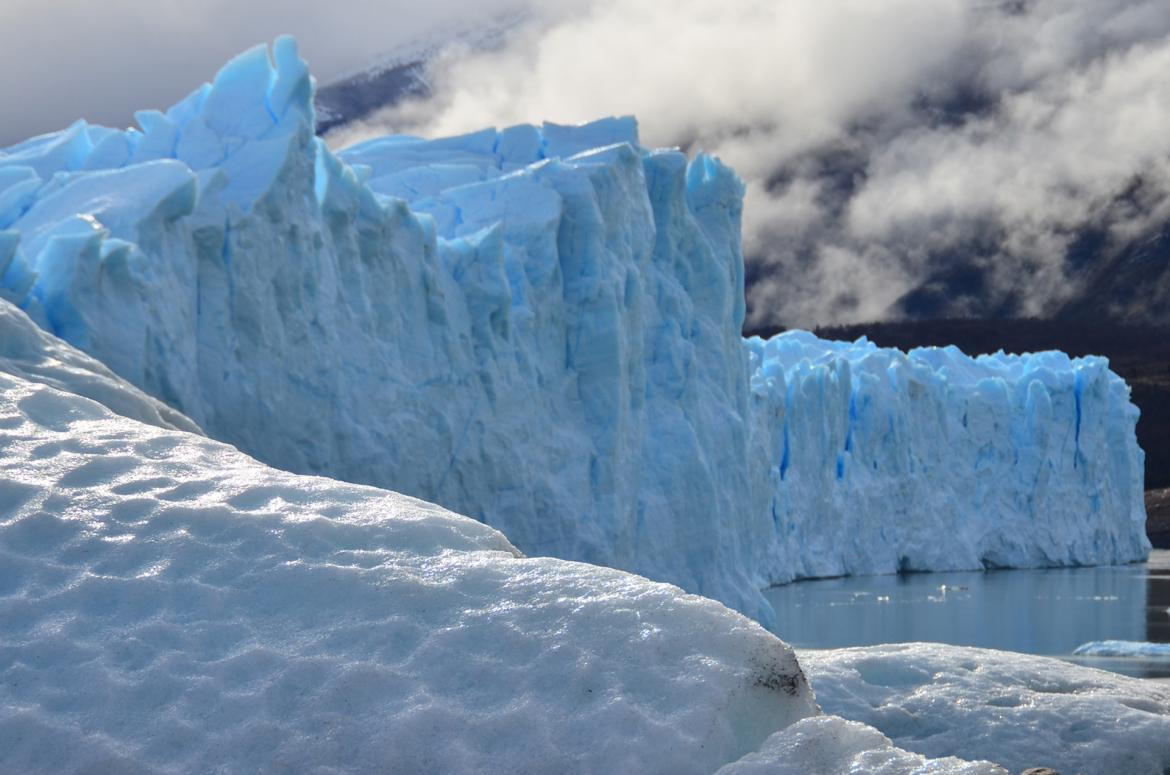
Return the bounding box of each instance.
[744,332,1148,588]
[0,39,1149,622]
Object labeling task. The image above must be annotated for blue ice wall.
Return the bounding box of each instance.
[0,39,1148,622]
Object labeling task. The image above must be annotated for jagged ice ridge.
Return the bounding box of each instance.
[0,37,1149,622]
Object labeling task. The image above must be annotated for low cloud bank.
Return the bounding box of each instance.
[332,0,1170,327]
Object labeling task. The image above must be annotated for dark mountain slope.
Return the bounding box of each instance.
[316,60,429,135]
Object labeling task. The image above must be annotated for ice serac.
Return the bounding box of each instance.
[0,38,1149,621]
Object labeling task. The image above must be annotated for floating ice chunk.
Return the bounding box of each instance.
[1073,640,1170,658]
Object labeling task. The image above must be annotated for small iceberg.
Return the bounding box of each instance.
[1073,640,1170,658]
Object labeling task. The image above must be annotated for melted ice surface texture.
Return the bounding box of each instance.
[0,297,197,434]
[0,38,1148,621]
[800,643,1170,775]
[0,372,819,774]
[716,716,1005,775]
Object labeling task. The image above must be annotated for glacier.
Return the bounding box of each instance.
[0,37,1150,622]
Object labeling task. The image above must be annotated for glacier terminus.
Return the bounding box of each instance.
[0,37,1149,625]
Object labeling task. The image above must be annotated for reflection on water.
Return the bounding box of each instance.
[764,550,1170,679]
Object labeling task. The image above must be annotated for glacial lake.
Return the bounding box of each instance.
[765,549,1170,680]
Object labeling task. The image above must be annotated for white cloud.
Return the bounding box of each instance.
[8,0,1170,327]
[348,0,1170,327]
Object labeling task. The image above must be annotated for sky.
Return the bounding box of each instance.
[6,0,1170,327]
[0,0,522,145]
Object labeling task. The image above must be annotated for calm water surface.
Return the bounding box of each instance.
[765,550,1170,679]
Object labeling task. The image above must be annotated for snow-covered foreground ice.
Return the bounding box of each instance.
[0,369,1018,774]
[715,716,1003,775]
[0,297,198,435]
[800,643,1170,775]
[0,38,1149,621]
[0,372,815,772]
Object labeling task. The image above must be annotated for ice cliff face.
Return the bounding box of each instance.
[745,332,1149,585]
[0,38,1148,622]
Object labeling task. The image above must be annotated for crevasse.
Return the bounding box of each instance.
[0,38,1148,622]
